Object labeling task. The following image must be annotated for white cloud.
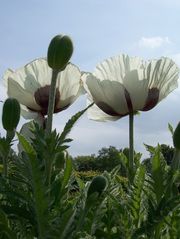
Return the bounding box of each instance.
[138,36,171,49]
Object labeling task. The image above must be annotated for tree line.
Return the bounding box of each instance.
[73,144,174,175]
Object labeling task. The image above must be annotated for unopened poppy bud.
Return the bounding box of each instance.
[47,35,73,70]
[87,175,107,197]
[2,98,20,131]
[173,122,180,150]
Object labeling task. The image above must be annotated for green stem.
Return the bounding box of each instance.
[45,69,59,199]
[45,69,59,136]
[129,112,134,183]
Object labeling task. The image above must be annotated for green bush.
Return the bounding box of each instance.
[0,100,180,238]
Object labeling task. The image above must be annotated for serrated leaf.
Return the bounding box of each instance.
[119,152,128,167]
[129,165,146,227]
[63,138,73,143]
[144,143,155,155]
[0,209,16,238]
[59,103,93,142]
[28,154,49,237]
[152,146,166,204]
[75,176,85,190]
[61,157,73,192]
[16,132,36,157]
[168,123,174,136]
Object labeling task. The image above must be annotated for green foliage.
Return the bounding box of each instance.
[144,144,175,171]
[173,122,180,150]
[1,102,180,238]
[128,165,146,228]
[0,105,96,238]
[0,209,16,238]
[74,170,101,182]
[151,146,167,203]
[0,137,180,238]
[74,146,142,183]
[74,146,133,176]
[160,144,174,165]
[74,155,97,171]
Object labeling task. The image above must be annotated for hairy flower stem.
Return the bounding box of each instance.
[129,112,134,183]
[45,69,59,135]
[45,69,59,197]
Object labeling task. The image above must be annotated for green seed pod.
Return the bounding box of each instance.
[87,175,107,197]
[47,34,73,70]
[2,98,20,131]
[173,122,180,150]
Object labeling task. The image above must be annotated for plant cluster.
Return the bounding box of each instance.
[0,34,180,238]
[0,119,180,238]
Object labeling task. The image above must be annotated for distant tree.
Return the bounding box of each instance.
[74,146,137,176]
[95,146,122,172]
[73,154,97,171]
[160,144,174,165]
[142,157,152,173]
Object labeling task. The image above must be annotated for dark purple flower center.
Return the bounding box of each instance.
[96,101,121,116]
[96,87,159,117]
[142,88,159,111]
[28,85,60,116]
[124,88,133,113]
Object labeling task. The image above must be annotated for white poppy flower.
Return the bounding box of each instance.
[83,54,179,121]
[3,58,84,119]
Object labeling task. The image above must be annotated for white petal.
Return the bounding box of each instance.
[146,57,179,101]
[20,105,39,119]
[5,58,52,96]
[81,72,94,96]
[85,73,129,115]
[87,95,120,122]
[91,54,149,112]
[94,54,145,83]
[84,54,179,120]
[8,79,41,110]
[2,68,14,88]
[24,58,52,87]
[122,69,149,111]
[56,63,83,109]
[17,58,52,94]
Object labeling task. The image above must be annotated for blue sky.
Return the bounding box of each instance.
[1,0,180,158]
